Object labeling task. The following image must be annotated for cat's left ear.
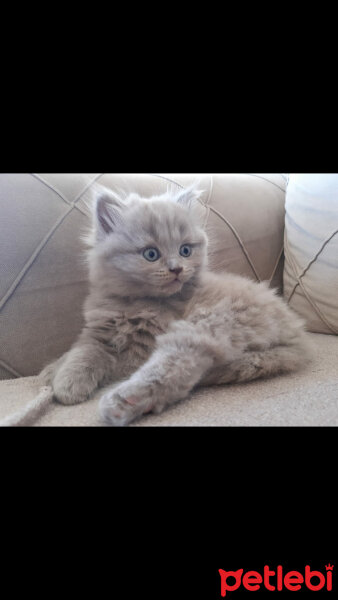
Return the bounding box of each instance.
[173,183,204,208]
[94,188,125,241]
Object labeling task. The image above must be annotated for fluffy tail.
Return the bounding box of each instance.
[0,386,54,427]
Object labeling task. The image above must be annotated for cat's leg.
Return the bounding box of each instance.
[49,342,116,405]
[203,337,312,386]
[99,325,221,426]
[99,316,312,425]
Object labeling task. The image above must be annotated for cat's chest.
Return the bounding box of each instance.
[112,312,166,350]
[87,308,171,358]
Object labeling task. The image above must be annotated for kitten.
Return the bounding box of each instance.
[37,184,312,426]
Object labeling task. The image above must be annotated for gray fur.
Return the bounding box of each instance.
[39,185,312,426]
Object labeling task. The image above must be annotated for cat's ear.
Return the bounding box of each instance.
[94,189,125,241]
[172,183,204,209]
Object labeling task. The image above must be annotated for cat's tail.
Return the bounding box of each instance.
[0,386,54,427]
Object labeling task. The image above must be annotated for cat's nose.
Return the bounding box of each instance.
[169,266,183,276]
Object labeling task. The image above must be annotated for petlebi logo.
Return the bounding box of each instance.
[218,564,334,596]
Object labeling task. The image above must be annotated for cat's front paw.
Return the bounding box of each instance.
[52,372,92,405]
[99,382,154,426]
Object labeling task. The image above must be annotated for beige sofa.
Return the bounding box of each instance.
[0,173,337,426]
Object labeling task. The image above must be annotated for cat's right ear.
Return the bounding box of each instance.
[94,190,124,242]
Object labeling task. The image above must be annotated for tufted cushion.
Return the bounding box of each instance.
[283,174,338,334]
[0,173,286,379]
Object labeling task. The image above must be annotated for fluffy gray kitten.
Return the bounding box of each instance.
[40,184,311,426]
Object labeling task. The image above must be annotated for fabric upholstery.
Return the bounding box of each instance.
[0,173,287,379]
[283,174,338,334]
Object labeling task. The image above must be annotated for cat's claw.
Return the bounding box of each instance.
[99,384,153,426]
[99,392,134,426]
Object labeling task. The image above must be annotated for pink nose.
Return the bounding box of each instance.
[169,266,183,276]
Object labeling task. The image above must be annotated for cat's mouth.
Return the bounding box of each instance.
[158,273,188,293]
[161,276,183,289]
[158,276,184,287]
[169,277,182,285]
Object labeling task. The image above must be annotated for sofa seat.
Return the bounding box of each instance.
[1,332,337,426]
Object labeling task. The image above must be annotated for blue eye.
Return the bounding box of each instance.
[179,244,192,257]
[143,247,160,262]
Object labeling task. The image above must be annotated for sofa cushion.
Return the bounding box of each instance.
[0,173,286,378]
[283,174,338,334]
